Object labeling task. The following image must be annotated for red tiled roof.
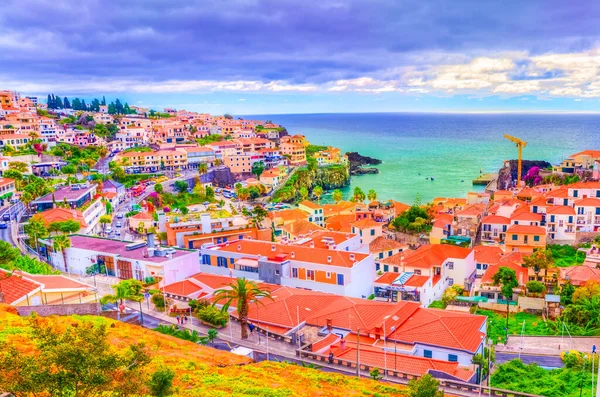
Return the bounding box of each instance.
[560,266,600,286]
[403,275,430,287]
[26,275,92,290]
[369,236,406,252]
[0,269,41,305]
[351,218,382,229]
[299,200,321,210]
[374,272,402,284]
[163,280,203,296]
[546,206,575,215]
[510,212,543,221]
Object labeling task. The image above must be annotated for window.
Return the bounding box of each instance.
[307,270,315,281]
[379,252,384,259]
[574,190,579,197]
[564,199,568,206]
[569,216,573,223]
[476,263,482,270]
[383,265,389,272]
[534,236,540,242]
[239,235,244,240]
[414,269,421,275]
[217,257,228,267]
[448,278,454,285]
[275,270,280,276]
[550,215,555,222]
[596,208,600,215]
[448,354,458,362]
[447,262,454,270]
[326,272,331,278]
[376,263,380,271]
[230,257,235,264]
[388,251,393,257]
[512,234,518,241]
[578,207,584,215]
[292,268,298,278]
[393,267,399,273]
[424,350,432,358]
[532,206,538,213]
[370,229,375,236]
[337,274,344,285]
[201,255,211,265]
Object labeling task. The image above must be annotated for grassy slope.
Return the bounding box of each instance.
[0,306,406,397]
[476,309,554,344]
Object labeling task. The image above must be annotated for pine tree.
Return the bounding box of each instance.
[55,96,63,109]
[123,102,131,114]
[71,98,81,110]
[81,99,87,110]
[115,98,123,114]
[108,102,116,115]
[101,96,106,106]
[63,97,70,108]
[47,94,52,109]
[91,98,100,112]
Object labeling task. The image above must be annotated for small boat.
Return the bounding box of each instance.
[431,177,435,181]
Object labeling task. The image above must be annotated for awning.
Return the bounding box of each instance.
[235,258,258,268]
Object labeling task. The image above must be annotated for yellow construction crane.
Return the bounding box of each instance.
[504,134,527,187]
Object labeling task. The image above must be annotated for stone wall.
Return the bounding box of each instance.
[16,303,102,317]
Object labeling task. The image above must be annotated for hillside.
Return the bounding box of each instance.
[0,306,407,396]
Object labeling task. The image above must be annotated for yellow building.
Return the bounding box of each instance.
[504,225,546,253]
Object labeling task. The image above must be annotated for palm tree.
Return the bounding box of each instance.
[100,279,144,312]
[52,234,71,273]
[367,189,377,202]
[198,163,208,176]
[212,278,273,340]
[98,146,109,159]
[23,216,48,252]
[299,187,309,201]
[214,159,223,167]
[332,189,343,204]
[313,186,324,204]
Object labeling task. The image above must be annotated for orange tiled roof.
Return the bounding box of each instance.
[214,240,368,268]
[546,205,576,215]
[403,275,430,287]
[325,214,356,232]
[510,212,543,221]
[383,244,471,269]
[36,208,87,228]
[506,224,546,235]
[481,215,510,225]
[369,236,406,253]
[474,246,504,265]
[574,198,600,207]
[0,269,41,305]
[281,219,325,237]
[299,200,321,210]
[374,272,402,284]
[351,218,381,229]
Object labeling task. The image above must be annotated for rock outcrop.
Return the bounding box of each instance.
[497,160,551,190]
[346,152,382,175]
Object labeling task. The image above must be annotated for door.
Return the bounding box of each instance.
[117,260,133,280]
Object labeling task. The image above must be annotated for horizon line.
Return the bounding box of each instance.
[237,110,600,116]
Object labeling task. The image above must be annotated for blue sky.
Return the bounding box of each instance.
[1,0,600,113]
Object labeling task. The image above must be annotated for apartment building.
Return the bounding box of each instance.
[117,149,188,172]
[162,212,250,247]
[183,146,216,168]
[574,198,600,232]
[480,215,510,244]
[504,225,546,253]
[0,177,16,200]
[376,245,475,307]
[298,200,324,226]
[199,239,376,298]
[280,142,307,166]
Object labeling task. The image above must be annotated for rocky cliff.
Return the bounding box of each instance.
[497,160,551,190]
[346,152,382,175]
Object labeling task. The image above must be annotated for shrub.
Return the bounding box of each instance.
[151,293,166,311]
[189,299,210,312]
[197,306,228,327]
[526,280,545,295]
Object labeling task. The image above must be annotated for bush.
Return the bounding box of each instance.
[189,299,210,312]
[151,293,166,311]
[526,280,545,295]
[197,306,228,327]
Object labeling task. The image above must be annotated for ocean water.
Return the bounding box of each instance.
[248,113,600,204]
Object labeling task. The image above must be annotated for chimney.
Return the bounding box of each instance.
[147,233,155,249]
[326,318,333,332]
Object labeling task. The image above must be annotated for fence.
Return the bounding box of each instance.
[296,350,543,397]
[16,302,102,317]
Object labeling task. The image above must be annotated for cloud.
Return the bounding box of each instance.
[1,0,600,102]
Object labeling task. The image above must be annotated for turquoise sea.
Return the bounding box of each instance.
[248,113,600,204]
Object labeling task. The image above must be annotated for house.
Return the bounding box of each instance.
[0,269,98,306]
[298,200,324,227]
[545,206,576,243]
[379,244,476,306]
[504,225,546,253]
[31,183,97,212]
[281,219,325,240]
[369,236,407,263]
[102,179,126,203]
[477,252,528,302]
[473,246,504,277]
[574,198,600,232]
[48,235,198,284]
[163,212,250,247]
[351,218,383,246]
[199,239,375,298]
[0,177,16,201]
[35,208,87,232]
[480,215,509,244]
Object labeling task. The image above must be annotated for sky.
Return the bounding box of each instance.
[2,0,600,114]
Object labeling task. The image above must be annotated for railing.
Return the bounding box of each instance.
[296,350,543,397]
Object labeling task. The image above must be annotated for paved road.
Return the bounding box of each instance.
[496,352,564,368]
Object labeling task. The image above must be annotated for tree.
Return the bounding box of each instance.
[198,163,208,176]
[148,367,175,397]
[99,215,112,232]
[391,205,432,233]
[154,183,164,194]
[251,161,265,180]
[248,186,260,200]
[174,180,188,194]
[369,368,383,381]
[100,279,144,309]
[523,249,554,281]
[492,266,519,342]
[63,96,70,108]
[472,346,495,380]
[55,96,63,109]
[0,241,20,267]
[407,374,444,397]
[560,280,576,305]
[313,186,324,203]
[237,187,250,202]
[367,189,377,202]
[47,94,53,109]
[207,328,218,346]
[23,215,48,251]
[352,186,366,203]
[214,158,223,166]
[52,234,71,273]
[223,114,233,119]
[572,280,600,303]
[8,161,28,172]
[212,278,273,339]
[206,186,215,201]
[299,186,309,201]
[332,189,343,204]
[252,205,268,228]
[3,169,24,190]
[0,315,152,397]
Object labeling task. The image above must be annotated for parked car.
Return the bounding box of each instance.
[116,221,122,228]
[0,221,7,229]
[115,230,121,237]
[105,226,113,234]
[2,213,10,221]
[117,212,124,219]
